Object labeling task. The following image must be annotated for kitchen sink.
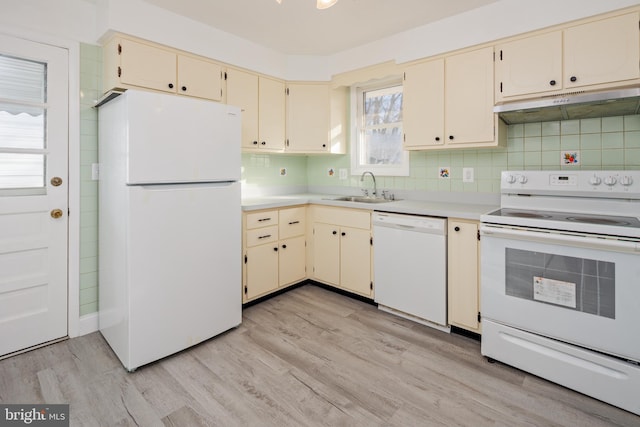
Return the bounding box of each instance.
[327,196,395,204]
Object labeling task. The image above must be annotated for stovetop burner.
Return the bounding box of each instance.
[488,208,640,229]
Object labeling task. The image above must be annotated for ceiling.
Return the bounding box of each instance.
[141,0,499,56]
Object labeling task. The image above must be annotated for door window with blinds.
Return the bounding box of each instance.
[0,54,47,193]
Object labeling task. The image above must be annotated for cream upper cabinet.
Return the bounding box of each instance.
[496,12,640,102]
[103,37,222,101]
[311,206,373,298]
[495,31,563,100]
[447,219,480,334]
[285,83,330,153]
[404,46,502,150]
[564,12,640,89]
[227,68,285,152]
[176,55,222,100]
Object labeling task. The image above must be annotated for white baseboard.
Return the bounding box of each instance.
[77,312,99,336]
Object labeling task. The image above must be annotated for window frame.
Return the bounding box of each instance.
[350,77,409,177]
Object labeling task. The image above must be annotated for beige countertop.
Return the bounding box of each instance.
[242,193,497,221]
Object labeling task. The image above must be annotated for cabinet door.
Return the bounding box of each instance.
[245,243,279,301]
[340,227,372,297]
[564,12,640,89]
[495,31,563,99]
[177,55,222,101]
[403,59,445,148]
[447,219,479,332]
[313,223,340,286]
[279,206,306,239]
[445,47,495,145]
[286,83,330,152]
[279,236,306,287]
[226,68,259,149]
[119,39,176,93]
[258,77,286,151]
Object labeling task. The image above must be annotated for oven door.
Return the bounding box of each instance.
[480,223,640,362]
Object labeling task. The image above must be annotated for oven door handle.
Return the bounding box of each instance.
[480,224,640,254]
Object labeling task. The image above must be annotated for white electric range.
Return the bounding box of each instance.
[480,170,640,416]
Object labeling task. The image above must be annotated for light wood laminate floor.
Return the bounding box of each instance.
[1,284,638,426]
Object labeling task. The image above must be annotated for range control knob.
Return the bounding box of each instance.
[505,174,517,184]
[604,176,617,186]
[620,176,634,186]
[518,175,528,184]
[589,175,602,186]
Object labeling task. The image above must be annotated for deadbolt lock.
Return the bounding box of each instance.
[51,177,63,187]
[50,209,63,219]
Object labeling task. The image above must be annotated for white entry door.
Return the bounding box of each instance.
[0,34,69,357]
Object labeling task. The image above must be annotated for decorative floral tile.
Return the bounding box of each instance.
[561,151,579,165]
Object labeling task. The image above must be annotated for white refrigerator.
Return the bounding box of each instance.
[98,90,242,371]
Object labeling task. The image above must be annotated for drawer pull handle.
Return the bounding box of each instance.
[258,234,272,239]
[288,221,300,225]
[258,218,272,222]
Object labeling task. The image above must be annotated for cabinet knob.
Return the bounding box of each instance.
[282,244,287,249]
[341,232,346,236]
[181,86,187,91]
[549,80,556,86]
[261,141,266,145]
[252,141,258,145]
[449,135,454,140]
[570,76,577,82]
[454,226,460,232]
[332,230,337,235]
[168,83,174,89]
[273,247,278,252]
[435,136,440,141]
[322,144,327,148]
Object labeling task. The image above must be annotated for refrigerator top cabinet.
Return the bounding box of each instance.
[104,89,241,184]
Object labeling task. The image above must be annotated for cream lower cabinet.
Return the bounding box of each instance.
[243,207,306,302]
[447,218,480,333]
[311,206,373,298]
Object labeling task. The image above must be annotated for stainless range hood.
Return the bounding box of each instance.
[494,87,640,124]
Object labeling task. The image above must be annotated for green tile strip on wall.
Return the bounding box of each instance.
[79,43,101,316]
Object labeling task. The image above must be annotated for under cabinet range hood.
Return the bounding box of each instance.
[494,87,640,124]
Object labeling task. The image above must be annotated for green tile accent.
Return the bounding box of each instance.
[580,118,601,134]
[524,122,542,137]
[602,132,624,149]
[625,131,640,148]
[603,116,624,132]
[580,133,601,150]
[624,115,640,131]
[541,121,561,136]
[561,120,580,135]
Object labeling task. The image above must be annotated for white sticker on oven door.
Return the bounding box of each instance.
[533,276,576,308]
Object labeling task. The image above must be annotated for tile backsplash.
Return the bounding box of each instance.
[242,115,640,195]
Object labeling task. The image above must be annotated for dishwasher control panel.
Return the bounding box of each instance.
[373,212,447,235]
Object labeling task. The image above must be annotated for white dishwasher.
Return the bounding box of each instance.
[373,212,448,331]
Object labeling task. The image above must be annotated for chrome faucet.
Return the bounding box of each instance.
[360,171,377,197]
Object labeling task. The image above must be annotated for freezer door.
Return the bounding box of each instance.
[126,181,242,370]
[125,90,241,184]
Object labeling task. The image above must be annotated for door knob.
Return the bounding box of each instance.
[50,209,63,219]
[50,176,63,186]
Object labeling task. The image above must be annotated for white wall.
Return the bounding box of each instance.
[2,0,639,80]
[328,0,640,76]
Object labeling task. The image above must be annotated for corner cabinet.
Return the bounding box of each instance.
[226,68,286,152]
[496,12,640,102]
[285,83,330,153]
[403,46,505,150]
[243,207,306,303]
[103,36,223,101]
[310,206,373,298]
[447,218,480,334]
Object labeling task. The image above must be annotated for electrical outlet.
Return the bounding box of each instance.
[339,168,348,180]
[463,167,474,183]
[91,163,100,180]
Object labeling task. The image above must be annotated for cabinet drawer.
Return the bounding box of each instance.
[312,206,371,230]
[279,206,306,239]
[246,210,279,229]
[246,226,278,247]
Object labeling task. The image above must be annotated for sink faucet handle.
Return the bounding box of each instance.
[361,188,369,196]
[381,190,389,200]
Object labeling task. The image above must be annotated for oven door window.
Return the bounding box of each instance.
[505,248,615,319]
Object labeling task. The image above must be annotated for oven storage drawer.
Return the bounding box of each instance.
[482,320,640,416]
[480,226,640,362]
